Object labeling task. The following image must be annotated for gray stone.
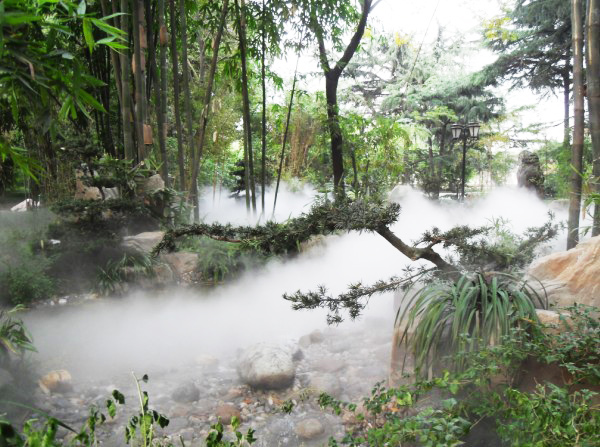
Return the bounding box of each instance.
[309,373,342,398]
[311,356,346,373]
[140,174,165,195]
[237,344,296,390]
[295,418,325,440]
[161,252,200,283]
[122,231,165,255]
[171,381,200,403]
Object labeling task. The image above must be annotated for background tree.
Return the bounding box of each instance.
[586,0,600,236]
[568,0,584,249]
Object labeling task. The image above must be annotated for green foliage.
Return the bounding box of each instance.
[205,417,256,447]
[187,237,263,285]
[397,272,544,376]
[0,373,259,447]
[153,198,401,256]
[125,374,170,447]
[321,308,600,447]
[282,202,557,324]
[0,306,35,364]
[0,209,56,306]
[96,253,155,295]
[0,264,55,306]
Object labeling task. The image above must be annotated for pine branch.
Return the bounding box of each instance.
[283,267,435,325]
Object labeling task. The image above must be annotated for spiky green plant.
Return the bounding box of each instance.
[0,306,36,362]
[396,272,546,376]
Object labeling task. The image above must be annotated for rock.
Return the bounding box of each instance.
[311,357,346,373]
[152,263,175,284]
[161,252,200,282]
[517,151,544,197]
[122,231,165,254]
[75,178,102,200]
[0,368,13,388]
[215,403,241,425]
[140,174,165,195]
[527,235,600,308]
[171,381,200,403]
[39,370,72,394]
[299,329,325,347]
[308,374,342,398]
[309,329,325,344]
[295,418,324,440]
[225,387,245,399]
[10,199,39,212]
[195,355,220,369]
[237,344,296,390]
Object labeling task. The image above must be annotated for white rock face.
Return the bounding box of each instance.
[237,344,296,390]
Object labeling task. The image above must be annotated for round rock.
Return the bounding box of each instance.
[171,381,200,403]
[295,418,325,440]
[237,344,296,390]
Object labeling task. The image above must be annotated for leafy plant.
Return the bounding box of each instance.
[96,253,155,295]
[0,306,36,364]
[0,264,56,306]
[205,417,256,447]
[125,374,170,447]
[396,272,545,376]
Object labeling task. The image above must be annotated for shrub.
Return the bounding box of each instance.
[0,262,55,306]
[396,272,546,376]
[0,306,35,364]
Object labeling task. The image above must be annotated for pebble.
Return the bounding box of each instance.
[215,403,241,425]
[32,317,398,444]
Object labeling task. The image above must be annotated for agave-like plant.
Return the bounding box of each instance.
[396,272,546,376]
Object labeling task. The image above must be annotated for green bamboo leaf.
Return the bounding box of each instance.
[82,18,94,53]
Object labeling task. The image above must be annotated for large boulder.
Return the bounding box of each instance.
[237,344,296,390]
[122,231,165,254]
[527,235,600,308]
[161,252,200,283]
[139,174,165,196]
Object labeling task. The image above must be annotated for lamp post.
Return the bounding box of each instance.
[451,121,480,201]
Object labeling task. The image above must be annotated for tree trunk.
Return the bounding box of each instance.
[189,0,229,221]
[236,0,257,213]
[586,0,600,236]
[273,74,298,216]
[132,0,147,161]
[261,0,267,215]
[325,74,344,194]
[155,0,169,186]
[180,0,194,191]
[120,0,135,160]
[311,0,372,197]
[563,52,571,148]
[568,0,584,249]
[169,0,185,191]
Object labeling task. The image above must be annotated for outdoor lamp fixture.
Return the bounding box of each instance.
[451,121,480,201]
